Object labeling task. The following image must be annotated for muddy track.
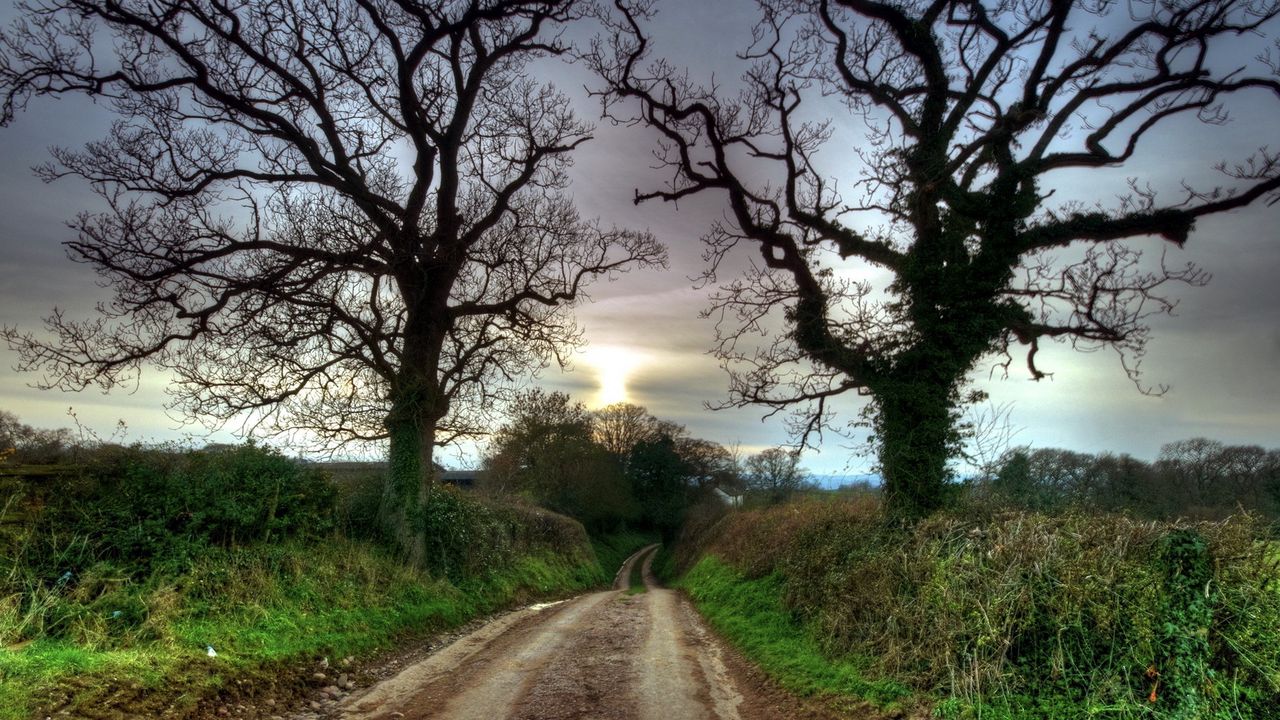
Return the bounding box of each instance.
[329,546,863,720]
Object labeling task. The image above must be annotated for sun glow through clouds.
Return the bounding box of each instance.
[583,345,641,408]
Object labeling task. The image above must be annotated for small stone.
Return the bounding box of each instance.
[309,700,323,711]
[323,685,341,698]
[217,706,230,717]
[311,672,327,682]
[337,673,351,689]
[264,698,276,707]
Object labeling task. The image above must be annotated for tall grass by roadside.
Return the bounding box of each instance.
[678,498,1280,719]
[1,445,605,719]
[683,556,911,708]
[0,540,601,719]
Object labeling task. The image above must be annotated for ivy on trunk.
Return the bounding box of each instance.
[590,0,1279,519]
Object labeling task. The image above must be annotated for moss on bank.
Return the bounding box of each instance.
[681,556,910,708]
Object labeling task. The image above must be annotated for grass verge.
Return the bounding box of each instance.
[679,556,910,710]
[0,538,604,720]
[625,548,648,595]
[676,499,1280,720]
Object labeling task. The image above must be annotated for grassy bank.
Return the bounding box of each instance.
[1,446,606,719]
[681,556,910,709]
[0,540,602,719]
[675,498,1280,719]
[589,529,658,579]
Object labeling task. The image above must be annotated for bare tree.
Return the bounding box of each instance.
[743,446,808,505]
[0,0,666,563]
[590,0,1280,519]
[675,435,740,493]
[0,410,75,465]
[591,401,664,455]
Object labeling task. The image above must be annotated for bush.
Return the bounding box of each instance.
[688,499,1280,719]
[422,485,595,583]
[67,445,332,570]
[2,444,336,639]
[2,452,605,655]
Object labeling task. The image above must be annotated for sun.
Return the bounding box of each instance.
[583,345,641,408]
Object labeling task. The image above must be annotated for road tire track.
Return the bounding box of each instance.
[335,545,857,720]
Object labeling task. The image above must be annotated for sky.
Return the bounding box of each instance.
[1,0,1278,476]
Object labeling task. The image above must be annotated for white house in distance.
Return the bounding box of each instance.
[712,486,742,508]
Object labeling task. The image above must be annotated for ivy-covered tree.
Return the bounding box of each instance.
[590,0,1280,519]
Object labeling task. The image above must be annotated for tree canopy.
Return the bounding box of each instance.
[483,392,740,534]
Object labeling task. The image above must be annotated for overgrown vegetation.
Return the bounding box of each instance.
[1,438,603,719]
[682,557,910,709]
[676,498,1280,719]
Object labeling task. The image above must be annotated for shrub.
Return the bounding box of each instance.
[2,449,603,650]
[690,499,1280,718]
[2,443,337,638]
[422,485,594,583]
[66,444,334,570]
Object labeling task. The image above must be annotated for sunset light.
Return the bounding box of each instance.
[583,345,642,408]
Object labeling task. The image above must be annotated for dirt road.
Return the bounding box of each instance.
[333,546,835,720]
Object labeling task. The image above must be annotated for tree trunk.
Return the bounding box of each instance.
[875,376,956,521]
[381,389,438,567]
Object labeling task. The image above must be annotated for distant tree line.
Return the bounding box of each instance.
[977,439,1280,520]
[0,411,77,465]
[480,391,815,536]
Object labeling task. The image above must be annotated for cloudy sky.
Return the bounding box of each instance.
[1,0,1277,475]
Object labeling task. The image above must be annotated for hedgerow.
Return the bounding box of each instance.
[685,499,1280,719]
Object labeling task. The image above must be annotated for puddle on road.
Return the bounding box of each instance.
[527,598,570,611]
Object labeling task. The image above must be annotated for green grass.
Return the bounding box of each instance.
[679,556,910,709]
[680,502,1280,720]
[589,529,658,579]
[650,542,677,584]
[625,548,648,595]
[0,540,604,720]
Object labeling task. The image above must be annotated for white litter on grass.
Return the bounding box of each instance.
[206,645,218,658]
[527,599,569,612]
